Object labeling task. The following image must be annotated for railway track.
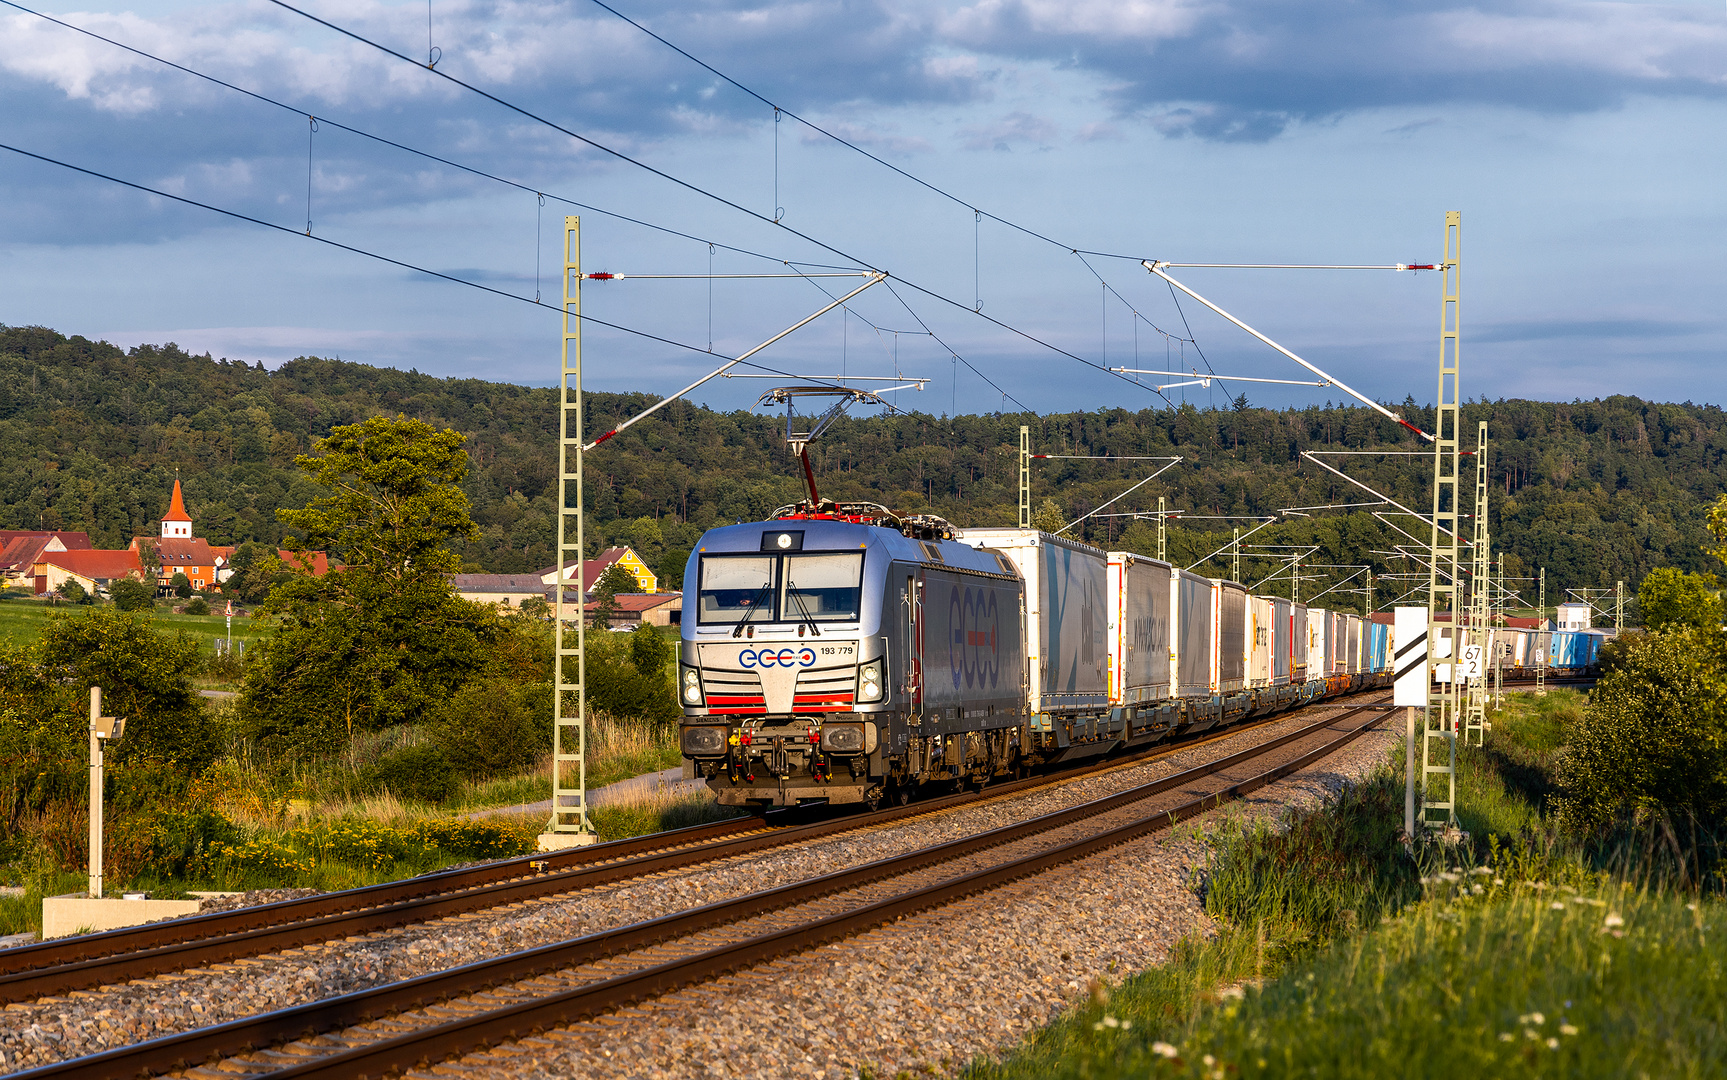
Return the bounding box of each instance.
[2,693,1373,1006]
[1,680,1586,1008]
[17,697,1391,1080]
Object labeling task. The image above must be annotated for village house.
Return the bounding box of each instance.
[36,548,144,597]
[0,530,91,590]
[585,591,683,628]
[451,573,552,608]
[537,546,659,594]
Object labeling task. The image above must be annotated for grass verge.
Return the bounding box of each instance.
[982,879,1724,1079]
[978,689,1727,1079]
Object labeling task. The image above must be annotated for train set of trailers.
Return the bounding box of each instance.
[676,514,1608,808]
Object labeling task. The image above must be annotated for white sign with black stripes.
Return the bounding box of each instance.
[1393,607,1430,706]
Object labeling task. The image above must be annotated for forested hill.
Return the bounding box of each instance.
[2,323,1723,602]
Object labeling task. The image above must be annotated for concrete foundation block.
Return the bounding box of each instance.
[41,895,201,939]
[536,831,596,852]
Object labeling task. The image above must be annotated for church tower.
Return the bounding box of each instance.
[161,478,192,539]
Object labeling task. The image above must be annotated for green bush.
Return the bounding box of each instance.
[184,596,210,615]
[1638,567,1722,631]
[1556,627,1727,827]
[109,578,154,611]
[149,805,243,878]
[430,678,550,780]
[365,743,458,803]
[585,630,678,724]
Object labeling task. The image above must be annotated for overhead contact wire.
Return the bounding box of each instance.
[0,0,826,270]
[262,0,1183,409]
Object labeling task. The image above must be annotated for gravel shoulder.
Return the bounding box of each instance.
[439,722,1402,1080]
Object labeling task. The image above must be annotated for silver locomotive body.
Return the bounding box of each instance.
[677,518,1025,807]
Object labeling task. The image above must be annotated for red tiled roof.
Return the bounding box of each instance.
[133,537,217,567]
[163,478,191,522]
[0,530,90,550]
[539,547,649,591]
[0,532,93,574]
[583,592,682,613]
[42,549,142,581]
[278,550,331,576]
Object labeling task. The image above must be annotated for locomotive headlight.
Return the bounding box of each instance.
[856,661,885,704]
[679,665,705,706]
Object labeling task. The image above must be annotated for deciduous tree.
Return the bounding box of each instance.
[240,416,495,757]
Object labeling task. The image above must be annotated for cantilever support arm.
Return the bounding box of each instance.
[1057,458,1184,535]
[1143,261,1432,441]
[1300,452,1459,539]
[583,272,885,450]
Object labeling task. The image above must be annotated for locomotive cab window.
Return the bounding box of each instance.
[781,552,864,623]
[697,555,778,624]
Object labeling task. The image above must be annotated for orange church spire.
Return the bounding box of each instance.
[164,477,191,522]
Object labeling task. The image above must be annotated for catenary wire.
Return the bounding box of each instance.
[0,0,838,273]
[0,140,883,406]
[9,0,1213,413]
[260,0,1183,410]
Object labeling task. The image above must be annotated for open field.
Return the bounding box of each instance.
[0,595,271,653]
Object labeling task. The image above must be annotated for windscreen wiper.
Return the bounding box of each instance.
[730,583,774,638]
[785,580,822,637]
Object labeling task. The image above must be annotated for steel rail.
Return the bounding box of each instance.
[0,689,1390,1002]
[14,701,1388,1080]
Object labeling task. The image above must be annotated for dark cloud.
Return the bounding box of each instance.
[940,0,1727,140]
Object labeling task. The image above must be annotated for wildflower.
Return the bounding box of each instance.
[1103,1016,1119,1028]
[1604,913,1624,928]
[1494,878,1505,886]
[1560,1024,1578,1036]
[1498,1033,1515,1042]
[1203,1055,1216,1067]
[1546,1038,1560,1050]
[1152,1042,1180,1059]
[1551,902,1566,910]
[1525,1029,1539,1040]
[1687,902,1699,912]
[1471,867,1492,876]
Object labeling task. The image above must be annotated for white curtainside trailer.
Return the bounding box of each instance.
[1107,551,1174,707]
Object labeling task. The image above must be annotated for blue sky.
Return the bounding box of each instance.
[2,0,1724,416]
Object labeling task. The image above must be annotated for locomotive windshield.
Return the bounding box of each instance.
[781,553,863,622]
[697,555,777,624]
[696,551,864,625]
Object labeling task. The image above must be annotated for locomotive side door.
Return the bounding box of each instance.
[899,567,924,710]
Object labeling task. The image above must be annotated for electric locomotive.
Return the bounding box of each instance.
[675,506,1026,808]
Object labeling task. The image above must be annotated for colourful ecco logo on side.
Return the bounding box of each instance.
[739,647,818,669]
